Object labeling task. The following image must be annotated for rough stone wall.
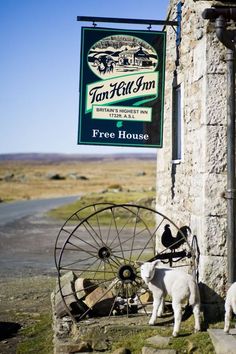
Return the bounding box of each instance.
[156,0,235,319]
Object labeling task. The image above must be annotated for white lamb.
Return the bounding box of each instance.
[140,260,201,337]
[224,282,236,334]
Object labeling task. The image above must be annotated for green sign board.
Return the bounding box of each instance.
[78,27,166,148]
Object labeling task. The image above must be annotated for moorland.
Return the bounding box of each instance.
[0,153,157,203]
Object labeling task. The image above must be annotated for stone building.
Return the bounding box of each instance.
[156,0,236,320]
[118,46,153,66]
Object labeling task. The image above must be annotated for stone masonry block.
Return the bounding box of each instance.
[206,32,226,75]
[198,255,227,302]
[84,286,115,316]
[197,215,227,257]
[204,173,227,215]
[205,125,227,173]
[205,74,227,125]
[74,278,97,300]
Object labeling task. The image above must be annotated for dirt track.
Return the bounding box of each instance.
[0,213,61,353]
[0,214,61,278]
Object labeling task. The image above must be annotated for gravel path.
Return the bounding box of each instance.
[0,205,68,353]
[0,214,61,278]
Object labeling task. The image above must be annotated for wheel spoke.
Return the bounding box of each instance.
[136,216,166,261]
[93,259,103,280]
[66,240,98,258]
[112,246,153,254]
[129,207,140,263]
[93,205,104,244]
[111,254,134,264]
[85,219,103,245]
[69,232,101,252]
[60,254,96,270]
[106,256,121,269]
[105,209,114,245]
[107,209,135,250]
[108,280,123,316]
[110,208,125,261]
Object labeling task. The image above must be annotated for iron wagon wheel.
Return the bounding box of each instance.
[54,202,116,270]
[57,204,197,322]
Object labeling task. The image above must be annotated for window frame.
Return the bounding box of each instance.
[172,83,184,164]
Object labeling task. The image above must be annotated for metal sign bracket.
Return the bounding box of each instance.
[77,8,182,54]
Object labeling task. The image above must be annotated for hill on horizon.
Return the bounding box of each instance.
[0,152,156,162]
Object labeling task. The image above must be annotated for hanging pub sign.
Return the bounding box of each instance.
[78,27,166,148]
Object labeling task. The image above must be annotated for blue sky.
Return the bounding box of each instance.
[0,0,170,155]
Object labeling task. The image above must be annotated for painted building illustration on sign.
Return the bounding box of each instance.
[88,36,157,77]
[78,27,166,148]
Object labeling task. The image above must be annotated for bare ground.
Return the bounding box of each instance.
[0,157,156,202]
[0,275,55,354]
[0,214,60,353]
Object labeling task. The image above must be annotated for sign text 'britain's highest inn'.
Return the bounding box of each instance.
[78,27,166,148]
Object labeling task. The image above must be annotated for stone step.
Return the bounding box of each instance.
[142,347,176,354]
[208,328,236,354]
[142,334,176,354]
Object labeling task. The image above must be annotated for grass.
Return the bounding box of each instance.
[111,328,161,353]
[47,190,156,225]
[14,316,217,354]
[0,276,55,354]
[14,313,230,354]
[111,318,215,354]
[17,314,53,354]
[168,330,215,354]
[14,307,217,354]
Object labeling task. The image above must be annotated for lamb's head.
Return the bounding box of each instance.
[140,260,159,284]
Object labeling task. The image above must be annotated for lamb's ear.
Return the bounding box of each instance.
[151,259,161,267]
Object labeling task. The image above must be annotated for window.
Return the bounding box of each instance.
[172,83,183,163]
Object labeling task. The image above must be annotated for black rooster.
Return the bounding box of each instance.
[161,224,191,250]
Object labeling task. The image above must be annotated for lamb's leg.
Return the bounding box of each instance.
[149,296,162,325]
[192,303,201,333]
[157,298,165,317]
[224,305,232,334]
[172,300,182,337]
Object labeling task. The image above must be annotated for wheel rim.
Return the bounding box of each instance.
[54,202,116,269]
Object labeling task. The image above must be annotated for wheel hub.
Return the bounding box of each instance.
[98,246,111,259]
[118,264,136,283]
